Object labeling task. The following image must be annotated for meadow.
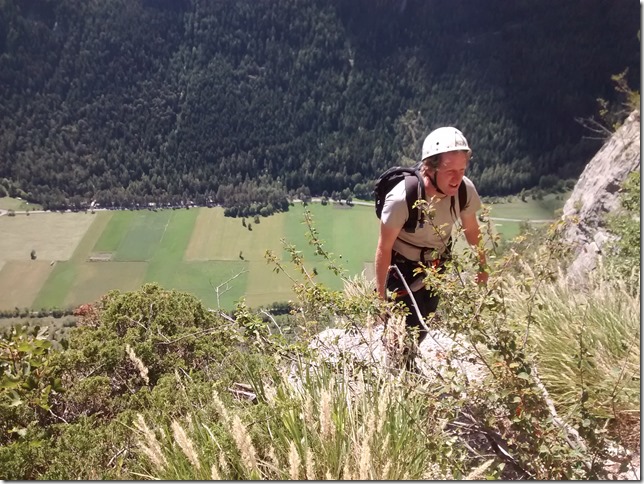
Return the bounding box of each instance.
[0,194,566,312]
[0,196,42,212]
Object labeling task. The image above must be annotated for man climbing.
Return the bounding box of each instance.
[374,126,488,370]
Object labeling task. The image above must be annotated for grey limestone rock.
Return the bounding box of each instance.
[562,110,640,285]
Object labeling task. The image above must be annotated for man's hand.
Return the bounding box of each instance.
[461,211,488,286]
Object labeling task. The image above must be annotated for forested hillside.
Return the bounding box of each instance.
[0,0,639,212]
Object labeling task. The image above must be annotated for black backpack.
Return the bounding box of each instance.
[374,163,468,233]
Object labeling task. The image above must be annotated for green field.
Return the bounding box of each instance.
[0,197,43,211]
[0,195,566,311]
[487,193,568,220]
[1,205,381,311]
[485,192,569,240]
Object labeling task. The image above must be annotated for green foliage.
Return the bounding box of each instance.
[0,0,639,210]
[267,208,638,479]
[125,208,639,480]
[266,209,384,338]
[605,171,640,287]
[0,325,60,445]
[0,283,257,479]
[586,54,640,138]
[600,68,641,131]
[46,284,241,419]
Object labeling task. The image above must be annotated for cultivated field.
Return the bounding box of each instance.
[0,211,101,310]
[0,196,43,211]
[0,260,53,309]
[0,212,96,261]
[0,205,381,311]
[0,195,566,312]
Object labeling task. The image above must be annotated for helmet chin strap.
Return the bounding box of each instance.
[429,171,446,195]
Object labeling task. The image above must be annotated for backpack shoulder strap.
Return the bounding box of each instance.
[403,172,422,233]
[449,181,469,219]
[458,181,468,211]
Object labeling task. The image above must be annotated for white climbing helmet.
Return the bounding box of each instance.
[421,127,472,160]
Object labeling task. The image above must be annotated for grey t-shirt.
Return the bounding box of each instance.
[381,175,482,261]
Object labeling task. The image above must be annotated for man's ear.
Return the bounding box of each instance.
[419,162,433,176]
[425,165,438,177]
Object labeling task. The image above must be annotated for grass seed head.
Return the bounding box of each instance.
[134,415,167,469]
[288,441,300,480]
[305,448,316,480]
[232,415,258,472]
[319,389,335,441]
[171,419,201,470]
[126,344,149,385]
[211,464,221,480]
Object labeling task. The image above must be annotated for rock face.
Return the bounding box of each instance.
[308,320,487,384]
[562,109,640,284]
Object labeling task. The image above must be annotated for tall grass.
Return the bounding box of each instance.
[506,265,640,419]
[129,258,639,480]
[132,359,465,480]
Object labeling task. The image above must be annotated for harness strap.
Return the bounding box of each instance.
[389,250,446,298]
[403,174,422,232]
[395,237,454,260]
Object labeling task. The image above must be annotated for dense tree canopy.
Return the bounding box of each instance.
[0,0,639,213]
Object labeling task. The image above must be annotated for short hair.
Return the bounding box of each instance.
[421,154,441,171]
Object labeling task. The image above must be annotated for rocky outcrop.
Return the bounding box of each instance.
[308,322,486,384]
[305,318,640,480]
[562,110,640,285]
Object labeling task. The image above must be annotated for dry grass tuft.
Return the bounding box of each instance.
[210,464,221,480]
[171,419,201,470]
[125,344,149,385]
[212,391,232,425]
[134,414,167,469]
[288,441,300,480]
[231,415,258,472]
[319,388,335,441]
[464,459,495,480]
[305,447,316,480]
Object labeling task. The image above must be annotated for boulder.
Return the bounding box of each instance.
[308,320,486,385]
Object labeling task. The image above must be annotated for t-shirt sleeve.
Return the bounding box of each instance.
[380,180,408,228]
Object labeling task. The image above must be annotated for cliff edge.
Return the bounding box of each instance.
[562,110,640,284]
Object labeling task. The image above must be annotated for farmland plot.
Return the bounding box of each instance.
[0,212,96,262]
[1,196,565,312]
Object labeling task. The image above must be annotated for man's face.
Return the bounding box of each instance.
[434,151,469,196]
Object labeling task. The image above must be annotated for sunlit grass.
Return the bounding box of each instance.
[0,196,43,211]
[506,268,640,419]
[133,359,460,480]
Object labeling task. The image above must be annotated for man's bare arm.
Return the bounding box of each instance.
[375,223,401,299]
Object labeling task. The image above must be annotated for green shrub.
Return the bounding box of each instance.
[0,283,252,479]
[605,171,640,290]
[0,325,59,446]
